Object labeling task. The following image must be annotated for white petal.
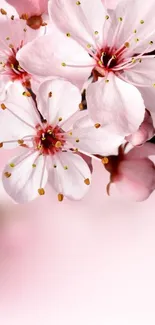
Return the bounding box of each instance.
[67,114,124,155]
[86,73,145,135]
[48,0,107,48]
[48,151,91,200]
[17,31,94,90]
[111,0,155,53]
[37,79,81,125]
[2,150,48,203]
[0,82,40,146]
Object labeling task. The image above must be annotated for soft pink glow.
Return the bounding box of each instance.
[0,155,155,324]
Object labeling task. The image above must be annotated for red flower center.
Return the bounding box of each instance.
[34,124,66,155]
[6,45,30,85]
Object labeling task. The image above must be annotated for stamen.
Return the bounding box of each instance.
[4,172,11,178]
[84,178,90,185]
[61,63,95,68]
[38,188,45,196]
[58,193,64,202]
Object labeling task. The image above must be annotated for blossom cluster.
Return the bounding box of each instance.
[0,0,155,203]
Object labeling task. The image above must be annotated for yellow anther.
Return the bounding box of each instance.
[105,79,109,83]
[18,139,24,145]
[140,20,144,24]
[94,31,99,35]
[105,15,109,20]
[66,32,71,37]
[102,157,109,165]
[76,1,81,5]
[135,38,139,42]
[1,103,6,110]
[131,58,136,63]
[98,60,103,66]
[48,91,52,97]
[58,117,62,122]
[32,164,36,168]
[79,103,84,110]
[53,164,57,168]
[84,178,90,185]
[6,37,10,40]
[149,41,154,45]
[55,141,62,148]
[76,138,80,143]
[22,91,31,97]
[87,44,91,48]
[69,132,72,136]
[124,42,130,48]
[38,188,45,196]
[139,58,142,63]
[23,28,27,32]
[9,163,15,168]
[9,44,14,48]
[133,29,137,33]
[64,166,68,170]
[58,193,64,201]
[153,84,155,88]
[61,62,66,67]
[4,172,11,178]
[118,17,123,21]
[11,15,14,20]
[94,123,101,129]
[41,137,46,141]
[47,130,52,135]
[20,13,29,20]
[0,8,7,15]
[0,142,3,148]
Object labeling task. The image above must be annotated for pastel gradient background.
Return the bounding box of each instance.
[0,149,155,325]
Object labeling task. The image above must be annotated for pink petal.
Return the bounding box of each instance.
[17,30,94,89]
[114,158,155,201]
[37,79,81,125]
[86,73,145,135]
[0,0,17,16]
[0,82,39,146]
[126,143,155,160]
[123,57,155,89]
[126,110,155,146]
[102,0,123,9]
[48,152,91,200]
[6,0,48,16]
[48,0,106,49]
[68,114,124,155]
[2,150,48,203]
[112,0,155,53]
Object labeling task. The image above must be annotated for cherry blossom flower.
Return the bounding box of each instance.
[6,0,48,29]
[104,143,155,201]
[126,110,155,146]
[16,0,155,135]
[0,79,124,203]
[0,11,46,100]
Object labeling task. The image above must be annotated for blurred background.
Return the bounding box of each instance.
[0,150,155,325]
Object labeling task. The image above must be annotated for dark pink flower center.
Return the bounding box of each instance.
[34,124,66,155]
[6,45,31,86]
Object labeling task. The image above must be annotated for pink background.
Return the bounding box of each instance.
[0,150,155,324]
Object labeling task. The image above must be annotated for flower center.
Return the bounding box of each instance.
[100,49,117,69]
[34,124,66,155]
[5,45,30,86]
